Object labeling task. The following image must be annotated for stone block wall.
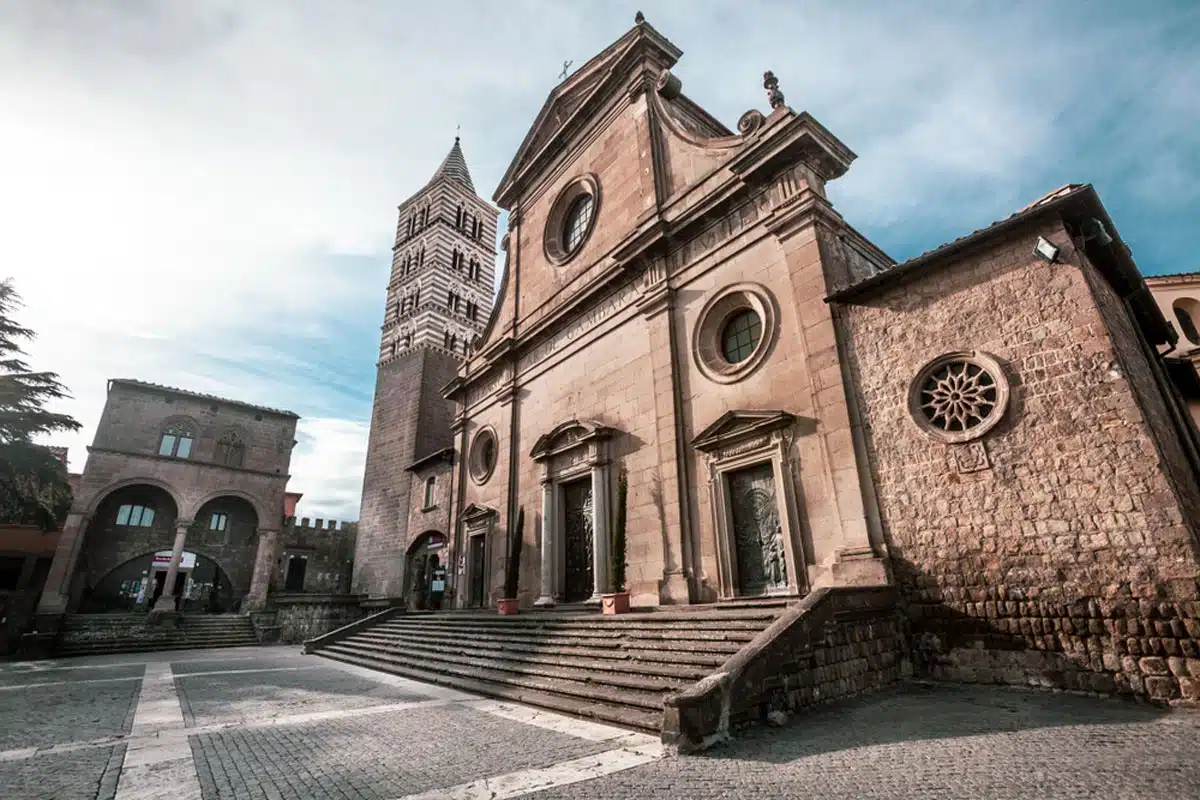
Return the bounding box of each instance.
[663,586,905,752]
[272,595,366,644]
[837,218,1200,705]
[276,518,357,594]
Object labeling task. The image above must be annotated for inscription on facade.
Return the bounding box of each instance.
[518,278,642,373]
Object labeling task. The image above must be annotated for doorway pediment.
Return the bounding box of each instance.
[530,419,614,462]
[461,503,497,529]
[692,410,802,453]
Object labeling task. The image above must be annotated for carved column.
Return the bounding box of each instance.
[152,520,193,612]
[588,457,611,602]
[244,527,280,612]
[36,511,91,614]
[534,478,556,607]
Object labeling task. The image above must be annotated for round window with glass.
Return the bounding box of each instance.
[563,194,594,254]
[720,309,763,364]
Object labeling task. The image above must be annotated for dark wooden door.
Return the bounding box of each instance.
[285,556,307,592]
[728,462,788,596]
[468,535,485,607]
[562,479,594,603]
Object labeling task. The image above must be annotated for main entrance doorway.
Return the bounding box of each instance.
[561,479,594,603]
[727,463,788,596]
[467,534,486,608]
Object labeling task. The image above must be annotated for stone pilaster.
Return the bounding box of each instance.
[535,478,556,607]
[36,511,91,614]
[244,527,280,611]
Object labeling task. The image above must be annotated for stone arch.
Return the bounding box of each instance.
[74,482,182,610]
[403,530,448,610]
[214,426,250,468]
[187,488,268,529]
[88,548,236,613]
[82,476,185,521]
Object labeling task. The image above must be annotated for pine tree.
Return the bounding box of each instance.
[0,278,81,530]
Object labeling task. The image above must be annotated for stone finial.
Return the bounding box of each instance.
[635,11,645,24]
[764,71,786,110]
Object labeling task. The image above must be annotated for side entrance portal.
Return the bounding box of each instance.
[561,479,594,603]
[727,462,788,596]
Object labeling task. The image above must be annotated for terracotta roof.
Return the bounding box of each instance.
[1144,270,1200,283]
[430,137,475,192]
[108,379,299,419]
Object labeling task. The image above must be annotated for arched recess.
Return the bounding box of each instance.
[85,549,235,613]
[188,489,269,531]
[74,483,180,610]
[403,531,447,611]
[188,495,260,602]
[82,476,185,521]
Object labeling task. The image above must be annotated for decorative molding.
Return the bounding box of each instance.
[907,350,1011,445]
[737,109,765,136]
[666,187,773,274]
[693,409,801,453]
[691,282,780,385]
[952,441,991,473]
[518,278,642,373]
[656,70,682,100]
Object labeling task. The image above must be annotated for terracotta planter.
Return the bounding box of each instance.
[497,598,520,615]
[601,592,630,615]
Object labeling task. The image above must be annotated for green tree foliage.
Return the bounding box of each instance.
[0,278,81,530]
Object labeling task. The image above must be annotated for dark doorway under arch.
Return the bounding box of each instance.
[404,532,447,610]
[88,551,234,613]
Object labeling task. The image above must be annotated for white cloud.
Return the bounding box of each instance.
[1,1,1195,522]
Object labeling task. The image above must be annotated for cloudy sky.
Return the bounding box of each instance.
[1,1,1196,521]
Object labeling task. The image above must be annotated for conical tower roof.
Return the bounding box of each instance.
[431,136,475,192]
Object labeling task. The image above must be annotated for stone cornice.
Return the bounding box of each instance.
[84,446,290,481]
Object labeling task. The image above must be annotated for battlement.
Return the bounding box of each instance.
[284,516,358,533]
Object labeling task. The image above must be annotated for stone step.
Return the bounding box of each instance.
[373,620,760,644]
[391,613,778,629]
[357,630,730,668]
[355,628,744,657]
[55,638,260,657]
[366,633,724,675]
[317,647,661,732]
[325,641,672,712]
[319,645,664,730]
[341,637,702,690]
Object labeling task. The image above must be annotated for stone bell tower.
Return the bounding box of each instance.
[353,137,500,597]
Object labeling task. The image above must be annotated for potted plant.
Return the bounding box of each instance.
[498,507,524,615]
[602,467,631,615]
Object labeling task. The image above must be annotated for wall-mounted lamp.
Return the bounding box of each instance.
[1034,236,1059,264]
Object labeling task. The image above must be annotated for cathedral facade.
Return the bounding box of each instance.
[355,17,1200,700]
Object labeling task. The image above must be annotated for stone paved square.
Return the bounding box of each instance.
[1,646,1198,799]
[175,661,432,727]
[0,744,125,800]
[0,676,141,749]
[527,684,1200,800]
[189,704,614,800]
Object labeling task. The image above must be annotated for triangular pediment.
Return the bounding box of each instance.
[461,503,497,524]
[692,410,797,453]
[493,19,682,207]
[530,419,613,460]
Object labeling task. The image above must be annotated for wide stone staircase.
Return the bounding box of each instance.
[311,604,787,732]
[55,613,259,657]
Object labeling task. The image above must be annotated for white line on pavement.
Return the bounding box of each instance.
[392,739,665,800]
[114,662,203,800]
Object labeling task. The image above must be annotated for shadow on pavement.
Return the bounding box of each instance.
[698,681,1170,764]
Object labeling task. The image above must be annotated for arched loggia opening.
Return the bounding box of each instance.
[74,484,179,612]
[189,495,259,605]
[403,532,447,610]
[89,551,235,613]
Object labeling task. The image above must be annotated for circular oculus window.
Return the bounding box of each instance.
[907,351,1011,444]
[468,428,499,485]
[544,174,601,266]
[693,284,778,384]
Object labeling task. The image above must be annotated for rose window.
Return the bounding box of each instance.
[907,351,1010,444]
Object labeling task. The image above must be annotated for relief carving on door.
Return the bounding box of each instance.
[562,480,594,603]
[728,463,787,596]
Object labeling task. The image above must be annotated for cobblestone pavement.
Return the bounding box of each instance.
[1,646,1198,799]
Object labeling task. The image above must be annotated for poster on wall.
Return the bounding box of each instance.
[152,551,197,570]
